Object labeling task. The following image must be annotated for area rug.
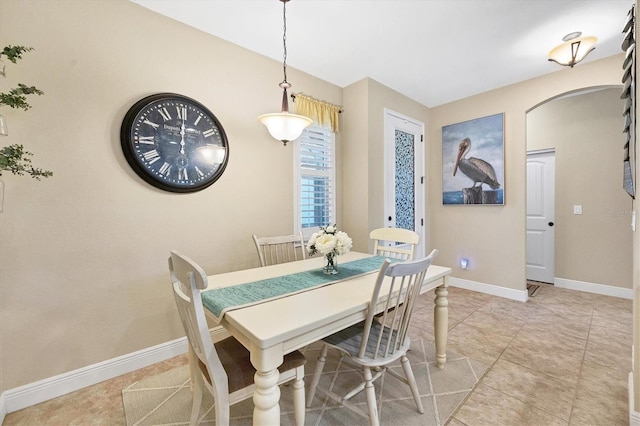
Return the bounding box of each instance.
[122,340,487,426]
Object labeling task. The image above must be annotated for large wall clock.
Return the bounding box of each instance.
[120,93,229,193]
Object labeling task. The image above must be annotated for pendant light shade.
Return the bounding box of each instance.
[258,111,312,144]
[258,0,312,146]
[548,32,597,68]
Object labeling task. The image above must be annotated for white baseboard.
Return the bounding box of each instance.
[0,325,231,421]
[0,392,6,425]
[449,277,529,302]
[448,276,633,302]
[555,277,633,299]
[0,336,189,420]
[630,372,640,425]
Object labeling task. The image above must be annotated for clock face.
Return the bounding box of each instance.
[120,93,229,193]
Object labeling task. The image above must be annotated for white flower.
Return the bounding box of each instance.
[307,224,351,257]
[315,233,337,255]
[334,231,353,255]
[306,232,319,252]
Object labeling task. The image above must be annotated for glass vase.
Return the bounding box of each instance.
[323,253,338,275]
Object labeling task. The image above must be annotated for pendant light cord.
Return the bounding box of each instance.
[281,0,288,86]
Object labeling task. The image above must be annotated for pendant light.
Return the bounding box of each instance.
[548,32,597,68]
[258,0,312,146]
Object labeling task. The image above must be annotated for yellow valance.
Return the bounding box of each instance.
[293,93,340,133]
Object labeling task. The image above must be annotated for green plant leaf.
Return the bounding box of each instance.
[0,144,53,179]
[0,45,34,63]
[0,84,44,110]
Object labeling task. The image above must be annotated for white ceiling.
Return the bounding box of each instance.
[131,0,633,107]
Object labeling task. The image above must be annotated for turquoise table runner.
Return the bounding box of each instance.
[202,255,389,323]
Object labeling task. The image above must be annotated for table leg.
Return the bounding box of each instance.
[253,367,281,425]
[434,284,449,369]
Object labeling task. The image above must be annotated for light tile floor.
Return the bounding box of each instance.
[3,283,633,425]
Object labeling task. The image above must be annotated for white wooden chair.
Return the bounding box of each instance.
[252,232,306,266]
[306,249,439,426]
[168,251,306,426]
[370,227,419,260]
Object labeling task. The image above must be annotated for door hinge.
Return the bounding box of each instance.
[421,176,424,184]
[421,135,424,142]
[421,218,424,226]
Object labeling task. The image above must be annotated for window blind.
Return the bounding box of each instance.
[295,126,335,233]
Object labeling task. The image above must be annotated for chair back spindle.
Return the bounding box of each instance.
[306,249,439,424]
[359,249,438,361]
[370,227,419,260]
[252,232,306,267]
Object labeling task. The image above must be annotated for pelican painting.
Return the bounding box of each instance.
[453,138,501,189]
[442,113,504,205]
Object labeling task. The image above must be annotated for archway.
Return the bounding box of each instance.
[525,86,632,294]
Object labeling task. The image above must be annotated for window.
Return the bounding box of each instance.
[294,125,336,239]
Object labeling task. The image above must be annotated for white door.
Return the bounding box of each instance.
[383,109,425,257]
[526,150,555,283]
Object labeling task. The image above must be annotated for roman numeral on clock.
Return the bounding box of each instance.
[137,135,155,144]
[178,168,188,181]
[176,106,187,120]
[143,119,160,129]
[158,108,171,121]
[158,162,171,176]
[143,149,161,164]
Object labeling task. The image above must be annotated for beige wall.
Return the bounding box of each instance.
[0,0,342,391]
[428,55,625,291]
[342,78,430,253]
[341,79,370,252]
[527,88,632,288]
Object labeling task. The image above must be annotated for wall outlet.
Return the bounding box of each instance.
[573,205,583,215]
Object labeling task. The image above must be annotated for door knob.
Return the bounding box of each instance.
[548,222,554,227]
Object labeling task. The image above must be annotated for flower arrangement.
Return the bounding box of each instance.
[307,224,352,274]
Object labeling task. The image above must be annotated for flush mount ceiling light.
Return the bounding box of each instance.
[548,31,597,68]
[258,0,312,146]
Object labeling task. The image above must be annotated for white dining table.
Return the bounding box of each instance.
[202,251,451,425]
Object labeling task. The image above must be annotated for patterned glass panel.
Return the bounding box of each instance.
[395,129,415,232]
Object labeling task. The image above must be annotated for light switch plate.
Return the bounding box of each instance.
[573,205,583,215]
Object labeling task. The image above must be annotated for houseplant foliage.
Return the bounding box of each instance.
[0,45,51,179]
[0,144,52,179]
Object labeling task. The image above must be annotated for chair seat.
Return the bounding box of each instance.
[199,336,306,394]
[323,321,409,365]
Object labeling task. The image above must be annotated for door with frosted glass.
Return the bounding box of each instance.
[384,109,425,257]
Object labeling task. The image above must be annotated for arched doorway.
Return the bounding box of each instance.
[525,86,633,295]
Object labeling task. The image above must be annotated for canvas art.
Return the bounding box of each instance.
[442,113,504,205]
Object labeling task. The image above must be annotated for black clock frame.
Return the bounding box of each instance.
[120,93,229,193]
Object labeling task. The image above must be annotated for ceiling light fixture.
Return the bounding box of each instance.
[548,31,597,68]
[258,0,312,146]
